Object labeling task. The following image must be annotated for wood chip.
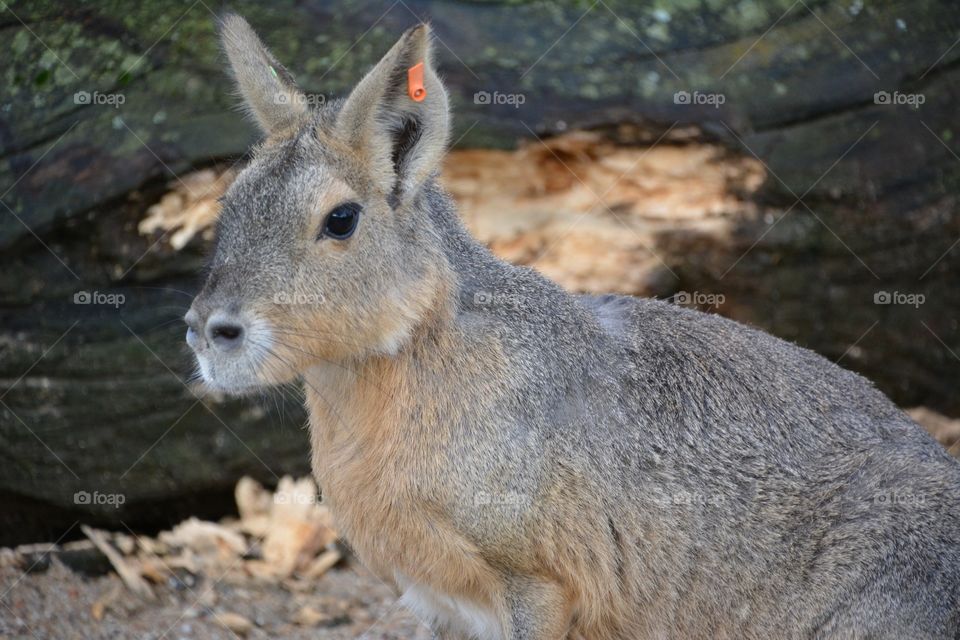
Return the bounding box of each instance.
[81,525,154,600]
[113,533,136,556]
[235,476,273,537]
[302,549,341,579]
[159,517,247,560]
[137,556,170,584]
[293,605,330,627]
[136,536,169,556]
[236,476,272,519]
[908,406,960,453]
[216,611,253,636]
[263,476,337,577]
[91,582,122,621]
[0,548,19,568]
[138,168,235,250]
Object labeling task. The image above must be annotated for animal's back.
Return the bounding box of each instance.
[573,293,960,638]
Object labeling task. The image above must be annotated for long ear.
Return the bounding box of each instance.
[219,13,307,135]
[335,24,450,206]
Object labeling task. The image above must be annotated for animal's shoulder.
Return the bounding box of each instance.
[575,292,895,420]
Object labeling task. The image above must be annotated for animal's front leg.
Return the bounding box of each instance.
[504,577,575,640]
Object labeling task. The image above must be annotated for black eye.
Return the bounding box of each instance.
[321,202,361,240]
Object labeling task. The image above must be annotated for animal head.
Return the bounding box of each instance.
[186,14,451,394]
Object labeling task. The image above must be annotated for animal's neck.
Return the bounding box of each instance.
[302,184,523,468]
[302,260,460,437]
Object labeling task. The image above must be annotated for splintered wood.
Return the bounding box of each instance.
[444,131,764,294]
[138,132,765,295]
[138,168,235,250]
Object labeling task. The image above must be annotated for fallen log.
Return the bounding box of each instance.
[1,0,957,543]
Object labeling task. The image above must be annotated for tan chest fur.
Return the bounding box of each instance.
[302,355,502,604]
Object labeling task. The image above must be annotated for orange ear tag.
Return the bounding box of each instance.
[407,62,426,102]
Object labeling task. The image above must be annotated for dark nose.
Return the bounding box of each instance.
[185,308,246,352]
[206,314,246,351]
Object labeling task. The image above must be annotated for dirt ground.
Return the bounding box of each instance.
[0,476,432,640]
[0,558,430,640]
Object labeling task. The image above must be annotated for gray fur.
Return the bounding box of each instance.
[188,15,960,639]
[429,186,960,637]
